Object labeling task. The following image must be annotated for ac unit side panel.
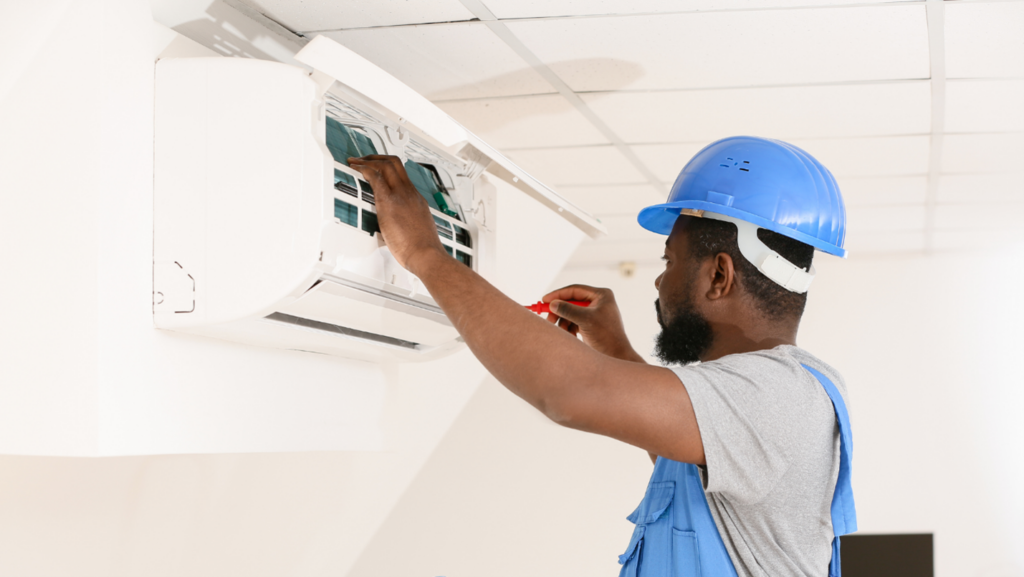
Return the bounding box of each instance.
[154,58,326,328]
[203,58,326,322]
[154,58,211,324]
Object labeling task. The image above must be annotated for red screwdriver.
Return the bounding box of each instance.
[524,300,591,315]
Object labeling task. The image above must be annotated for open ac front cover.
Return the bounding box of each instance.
[153,56,499,363]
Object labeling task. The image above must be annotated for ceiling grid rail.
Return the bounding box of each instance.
[457,0,669,196]
[925,0,946,254]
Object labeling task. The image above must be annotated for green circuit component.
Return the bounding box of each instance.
[325,117,378,165]
[333,198,358,227]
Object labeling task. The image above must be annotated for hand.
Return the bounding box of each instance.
[541,284,646,364]
[347,155,447,274]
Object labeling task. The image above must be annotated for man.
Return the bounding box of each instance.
[348,136,855,577]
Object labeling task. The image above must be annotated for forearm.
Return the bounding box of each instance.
[410,249,609,420]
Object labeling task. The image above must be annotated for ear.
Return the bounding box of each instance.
[705,253,737,300]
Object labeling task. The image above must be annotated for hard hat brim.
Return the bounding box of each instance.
[638,201,848,258]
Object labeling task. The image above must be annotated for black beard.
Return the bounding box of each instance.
[654,298,714,366]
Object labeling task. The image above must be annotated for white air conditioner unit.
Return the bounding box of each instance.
[154,37,604,363]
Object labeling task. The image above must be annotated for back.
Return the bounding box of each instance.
[671,345,848,577]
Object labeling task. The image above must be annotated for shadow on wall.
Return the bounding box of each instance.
[163,0,302,64]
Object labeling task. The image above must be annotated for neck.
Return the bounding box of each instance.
[700,317,799,363]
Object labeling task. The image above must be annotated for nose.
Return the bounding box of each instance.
[654,272,663,290]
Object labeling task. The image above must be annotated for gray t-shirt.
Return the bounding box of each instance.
[671,345,847,577]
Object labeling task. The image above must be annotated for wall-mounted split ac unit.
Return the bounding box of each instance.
[153,36,604,363]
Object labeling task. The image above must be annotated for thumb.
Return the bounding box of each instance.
[550,299,590,321]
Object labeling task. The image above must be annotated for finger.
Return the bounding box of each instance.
[544,311,559,325]
[549,299,594,323]
[556,317,574,333]
[350,161,385,188]
[348,164,386,194]
[348,157,391,177]
[351,156,413,190]
[568,323,580,337]
[347,158,382,178]
[541,284,603,305]
[388,155,405,173]
[349,159,417,205]
[355,154,398,162]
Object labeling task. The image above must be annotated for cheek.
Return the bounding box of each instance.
[658,272,679,303]
[661,267,696,306]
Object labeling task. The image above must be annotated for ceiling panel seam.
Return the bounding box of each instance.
[431,78,933,104]
[457,0,669,195]
[925,0,946,253]
[497,134,948,152]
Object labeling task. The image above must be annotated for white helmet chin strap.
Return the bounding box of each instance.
[691,211,816,294]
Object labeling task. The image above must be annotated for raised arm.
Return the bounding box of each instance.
[348,155,704,465]
[543,285,659,464]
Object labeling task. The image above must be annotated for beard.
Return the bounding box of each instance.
[654,297,714,366]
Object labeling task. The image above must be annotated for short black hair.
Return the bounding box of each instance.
[683,217,814,320]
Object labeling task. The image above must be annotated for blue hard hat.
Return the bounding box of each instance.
[637,136,847,258]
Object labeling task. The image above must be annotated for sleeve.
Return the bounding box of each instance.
[672,356,797,505]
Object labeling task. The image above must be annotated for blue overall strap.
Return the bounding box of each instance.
[802,364,857,577]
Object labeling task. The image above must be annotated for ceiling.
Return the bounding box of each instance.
[243,0,1024,268]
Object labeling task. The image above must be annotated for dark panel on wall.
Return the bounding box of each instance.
[842,533,933,577]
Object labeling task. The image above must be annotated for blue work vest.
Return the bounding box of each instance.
[617,364,856,577]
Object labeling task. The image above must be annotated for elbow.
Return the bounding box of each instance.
[539,393,586,430]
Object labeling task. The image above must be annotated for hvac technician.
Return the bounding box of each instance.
[348,136,856,577]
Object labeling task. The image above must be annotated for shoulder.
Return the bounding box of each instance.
[670,345,847,420]
[677,344,843,384]
[781,346,850,410]
[674,344,841,385]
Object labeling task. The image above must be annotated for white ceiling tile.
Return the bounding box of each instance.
[942,133,1024,174]
[937,173,1024,203]
[786,136,931,177]
[931,228,1024,252]
[504,146,648,186]
[843,230,926,254]
[945,2,1024,79]
[436,95,608,150]
[484,0,896,19]
[846,205,926,234]
[934,202,1024,230]
[838,176,928,207]
[241,0,474,31]
[555,184,664,217]
[581,82,931,143]
[945,79,1024,134]
[506,6,929,92]
[320,25,553,100]
[630,143,709,182]
[569,239,667,267]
